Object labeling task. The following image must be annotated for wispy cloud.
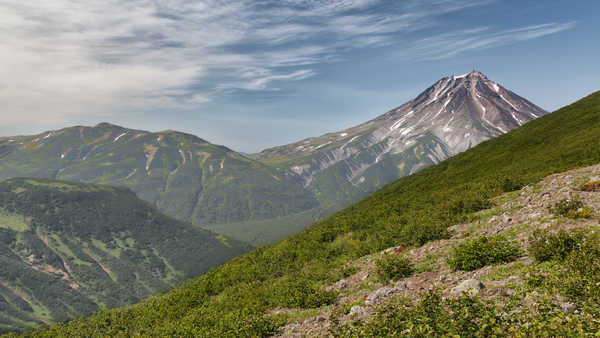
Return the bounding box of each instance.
[402,22,576,60]
[0,0,574,126]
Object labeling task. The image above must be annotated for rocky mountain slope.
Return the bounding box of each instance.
[276,164,600,336]
[0,123,318,227]
[0,178,249,333]
[18,90,600,337]
[254,71,547,207]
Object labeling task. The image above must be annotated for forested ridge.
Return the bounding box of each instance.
[0,178,249,333]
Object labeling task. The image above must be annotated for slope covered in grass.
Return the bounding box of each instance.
[13,91,600,336]
[0,178,250,334]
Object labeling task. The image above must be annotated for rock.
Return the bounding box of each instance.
[395,280,409,290]
[365,287,394,306]
[506,275,521,282]
[304,315,327,324]
[560,302,577,314]
[335,279,348,290]
[450,279,484,297]
[502,288,516,297]
[349,305,366,317]
[554,294,567,303]
[384,246,398,253]
[324,279,348,292]
[524,291,540,307]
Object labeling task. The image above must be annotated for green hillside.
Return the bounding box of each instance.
[0,178,249,334]
[0,124,318,228]
[10,90,600,336]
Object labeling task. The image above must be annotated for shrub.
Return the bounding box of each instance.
[549,197,593,218]
[273,277,338,309]
[376,252,414,281]
[579,180,600,192]
[501,176,524,192]
[447,235,521,271]
[342,266,358,278]
[399,222,450,246]
[562,234,600,300]
[528,229,583,262]
[527,232,600,302]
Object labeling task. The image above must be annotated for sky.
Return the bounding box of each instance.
[1,0,598,153]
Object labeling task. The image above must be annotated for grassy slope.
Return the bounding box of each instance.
[13,91,600,337]
[0,179,250,334]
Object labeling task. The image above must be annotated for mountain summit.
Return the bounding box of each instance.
[255,71,548,207]
[373,70,546,155]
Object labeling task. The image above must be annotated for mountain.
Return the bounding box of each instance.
[22,90,600,336]
[254,70,547,207]
[0,71,548,247]
[0,123,318,227]
[0,178,249,333]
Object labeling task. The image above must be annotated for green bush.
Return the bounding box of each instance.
[562,234,600,301]
[549,197,593,218]
[272,277,338,309]
[501,176,524,192]
[528,229,583,262]
[579,180,600,192]
[342,266,358,278]
[401,222,450,246]
[526,232,600,302]
[447,235,521,271]
[375,253,414,281]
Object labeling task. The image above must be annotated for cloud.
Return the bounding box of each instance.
[218,69,318,91]
[0,0,574,126]
[402,22,576,60]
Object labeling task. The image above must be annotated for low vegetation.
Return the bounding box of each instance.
[527,229,600,302]
[579,180,600,192]
[528,229,584,262]
[375,248,414,281]
[447,235,521,271]
[549,197,593,218]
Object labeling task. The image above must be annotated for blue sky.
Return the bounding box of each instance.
[1,0,598,152]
